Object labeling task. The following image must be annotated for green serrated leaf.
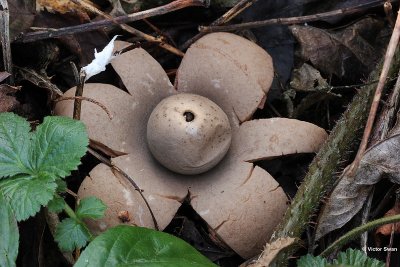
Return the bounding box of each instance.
[55,218,91,252]
[0,113,33,178]
[297,254,329,267]
[0,174,57,221]
[47,195,65,213]
[76,196,106,219]
[297,249,385,267]
[0,192,18,267]
[334,249,384,267]
[32,116,88,178]
[75,225,217,267]
[56,179,67,193]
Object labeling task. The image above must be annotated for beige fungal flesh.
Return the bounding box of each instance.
[55,34,328,259]
[176,32,274,123]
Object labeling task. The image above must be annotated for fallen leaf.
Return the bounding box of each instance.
[36,0,93,20]
[290,17,384,80]
[9,0,36,41]
[376,202,400,236]
[290,63,328,92]
[315,132,400,240]
[0,72,10,83]
[0,84,20,112]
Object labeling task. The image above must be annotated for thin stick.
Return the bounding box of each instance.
[87,147,160,230]
[347,8,400,176]
[199,0,394,33]
[181,0,257,50]
[0,0,12,84]
[73,71,86,120]
[71,0,184,57]
[16,0,209,43]
[55,96,112,120]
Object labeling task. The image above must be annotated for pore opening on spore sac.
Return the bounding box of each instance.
[183,111,195,122]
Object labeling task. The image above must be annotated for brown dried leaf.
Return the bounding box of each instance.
[316,133,400,240]
[36,0,92,19]
[9,0,35,41]
[290,63,328,92]
[290,17,383,78]
[0,72,10,83]
[0,84,20,112]
[375,203,400,236]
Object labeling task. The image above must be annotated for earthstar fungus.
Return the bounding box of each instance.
[54,32,328,259]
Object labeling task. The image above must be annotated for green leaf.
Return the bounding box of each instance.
[75,226,217,267]
[0,192,18,267]
[297,254,328,267]
[47,195,65,213]
[334,249,384,267]
[32,116,88,178]
[76,196,106,219]
[55,218,91,252]
[0,114,89,221]
[0,174,57,221]
[0,113,32,177]
[297,249,384,267]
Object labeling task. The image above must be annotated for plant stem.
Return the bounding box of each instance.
[63,200,94,241]
[320,214,400,257]
[63,201,78,220]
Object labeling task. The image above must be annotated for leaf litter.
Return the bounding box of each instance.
[6,0,400,266]
[316,130,400,240]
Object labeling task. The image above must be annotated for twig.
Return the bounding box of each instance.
[319,214,400,257]
[347,7,400,176]
[73,71,86,120]
[15,0,209,43]
[0,0,12,84]
[181,0,258,50]
[55,96,112,120]
[199,0,395,33]
[87,147,159,230]
[71,0,184,57]
[111,164,160,230]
